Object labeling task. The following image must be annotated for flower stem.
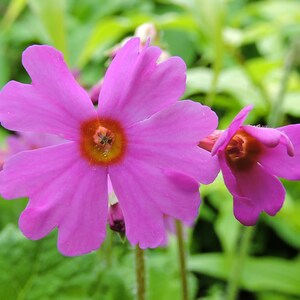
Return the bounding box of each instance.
[226,226,254,300]
[175,220,189,300]
[268,40,300,127]
[135,245,146,300]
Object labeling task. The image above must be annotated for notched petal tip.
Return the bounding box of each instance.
[22,44,64,71]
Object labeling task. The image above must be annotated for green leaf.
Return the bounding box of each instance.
[77,14,151,68]
[1,0,27,30]
[282,92,300,117]
[185,66,267,112]
[28,0,69,61]
[0,34,10,88]
[0,225,133,299]
[189,253,300,296]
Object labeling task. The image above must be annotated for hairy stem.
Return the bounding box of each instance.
[176,220,189,300]
[135,245,146,300]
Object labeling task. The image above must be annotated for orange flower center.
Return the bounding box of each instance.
[225,129,262,171]
[80,118,127,165]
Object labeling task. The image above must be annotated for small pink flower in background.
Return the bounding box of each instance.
[0,38,219,256]
[207,105,300,225]
[0,132,65,169]
[7,132,65,154]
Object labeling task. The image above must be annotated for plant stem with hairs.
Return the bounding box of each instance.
[176,220,189,300]
[135,245,146,300]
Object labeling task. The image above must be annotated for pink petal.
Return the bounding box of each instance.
[57,166,107,256]
[98,38,186,127]
[0,46,96,140]
[0,142,108,256]
[109,157,200,248]
[0,143,79,199]
[212,105,253,155]
[257,124,300,180]
[243,125,294,155]
[126,100,220,184]
[219,152,285,225]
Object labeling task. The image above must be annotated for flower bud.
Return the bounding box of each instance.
[134,23,157,44]
[108,203,125,234]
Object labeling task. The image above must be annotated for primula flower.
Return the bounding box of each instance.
[0,38,218,256]
[208,105,300,225]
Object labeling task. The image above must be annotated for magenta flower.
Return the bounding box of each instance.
[0,132,64,170]
[0,38,218,256]
[210,105,300,225]
[7,132,65,155]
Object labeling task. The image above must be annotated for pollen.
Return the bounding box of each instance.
[225,129,262,171]
[80,118,127,165]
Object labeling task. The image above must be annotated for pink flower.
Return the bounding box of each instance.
[7,132,65,155]
[0,38,219,256]
[210,105,300,225]
[0,132,65,169]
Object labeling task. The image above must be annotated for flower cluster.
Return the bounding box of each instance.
[0,36,299,256]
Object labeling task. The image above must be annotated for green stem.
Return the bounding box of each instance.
[268,40,300,127]
[135,245,146,300]
[175,220,188,300]
[226,226,254,300]
[206,67,220,107]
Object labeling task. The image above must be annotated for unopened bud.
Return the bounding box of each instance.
[134,23,157,44]
[108,203,125,234]
[89,80,103,104]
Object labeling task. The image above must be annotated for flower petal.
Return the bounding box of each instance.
[243,125,294,155]
[0,45,96,140]
[0,142,108,256]
[98,38,186,126]
[126,100,220,184]
[109,157,200,248]
[219,152,285,225]
[0,142,78,199]
[212,105,253,155]
[257,124,300,180]
[57,166,107,256]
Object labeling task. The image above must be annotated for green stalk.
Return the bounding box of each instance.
[175,220,188,300]
[135,245,146,300]
[268,40,300,127]
[226,226,254,300]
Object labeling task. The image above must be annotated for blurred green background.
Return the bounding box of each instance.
[0,0,300,299]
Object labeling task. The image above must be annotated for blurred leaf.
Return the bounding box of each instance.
[77,15,152,68]
[162,29,197,66]
[246,58,281,84]
[0,34,10,88]
[185,66,267,111]
[1,0,27,30]
[77,17,130,68]
[265,193,300,249]
[189,253,300,296]
[283,92,300,117]
[28,0,69,61]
